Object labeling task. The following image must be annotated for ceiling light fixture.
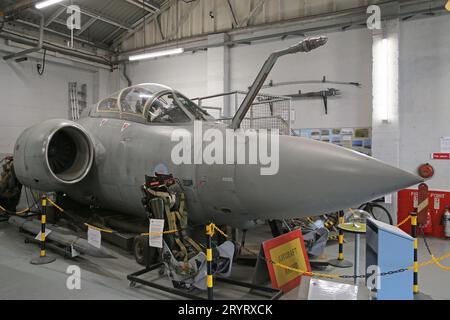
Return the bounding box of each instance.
[129,48,184,61]
[35,0,64,10]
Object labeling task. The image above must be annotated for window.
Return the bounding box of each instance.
[119,87,154,116]
[97,91,120,112]
[174,93,211,121]
[146,92,191,123]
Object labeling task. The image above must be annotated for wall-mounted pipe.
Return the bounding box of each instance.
[1,0,37,14]
[3,10,44,61]
[122,63,132,86]
[0,31,112,67]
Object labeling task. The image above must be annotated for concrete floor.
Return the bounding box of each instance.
[0,220,449,300]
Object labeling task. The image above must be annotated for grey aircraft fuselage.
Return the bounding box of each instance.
[13,37,423,228]
[14,108,422,228]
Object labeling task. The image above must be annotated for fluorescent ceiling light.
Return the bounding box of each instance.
[35,0,64,9]
[129,48,184,61]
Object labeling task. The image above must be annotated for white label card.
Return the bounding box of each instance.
[384,194,392,204]
[35,228,52,241]
[413,192,418,208]
[440,136,450,152]
[71,243,79,258]
[434,197,440,210]
[88,227,102,249]
[149,219,165,248]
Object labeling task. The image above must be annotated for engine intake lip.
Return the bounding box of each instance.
[45,123,94,184]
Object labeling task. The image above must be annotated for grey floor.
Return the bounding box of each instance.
[0,221,449,300]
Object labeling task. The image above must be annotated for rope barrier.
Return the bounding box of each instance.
[396,215,411,227]
[431,254,450,271]
[0,196,62,216]
[206,223,228,238]
[84,223,114,234]
[0,204,30,215]
[419,226,450,271]
[240,241,450,281]
[270,250,450,280]
[5,193,447,276]
[45,197,64,213]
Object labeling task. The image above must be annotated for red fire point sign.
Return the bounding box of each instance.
[431,153,450,160]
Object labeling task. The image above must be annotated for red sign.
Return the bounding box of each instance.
[431,153,450,160]
[262,229,310,293]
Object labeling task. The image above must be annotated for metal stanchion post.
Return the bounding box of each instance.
[411,211,419,294]
[329,211,353,268]
[206,223,214,300]
[354,233,360,285]
[30,196,55,265]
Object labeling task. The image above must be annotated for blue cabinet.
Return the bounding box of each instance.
[366,218,414,300]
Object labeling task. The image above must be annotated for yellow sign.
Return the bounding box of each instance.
[446,1,450,11]
[270,238,308,288]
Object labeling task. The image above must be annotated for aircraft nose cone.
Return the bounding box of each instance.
[235,136,423,220]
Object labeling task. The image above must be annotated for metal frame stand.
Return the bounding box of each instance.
[354,233,361,285]
[127,263,283,300]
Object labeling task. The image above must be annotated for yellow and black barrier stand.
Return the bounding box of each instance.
[205,223,214,300]
[411,211,419,294]
[328,211,353,268]
[30,196,56,265]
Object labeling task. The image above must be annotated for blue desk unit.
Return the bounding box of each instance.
[366,218,414,300]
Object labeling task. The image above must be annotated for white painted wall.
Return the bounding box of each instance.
[124,51,208,99]
[229,28,373,129]
[123,28,374,129]
[0,55,97,155]
[399,15,450,191]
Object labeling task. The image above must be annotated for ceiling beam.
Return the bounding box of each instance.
[15,18,110,50]
[45,7,65,27]
[75,17,97,36]
[112,0,175,48]
[2,0,36,14]
[125,0,159,13]
[142,0,162,12]
[57,3,134,31]
[238,0,268,28]
[166,0,201,40]
[102,27,125,43]
[226,0,238,28]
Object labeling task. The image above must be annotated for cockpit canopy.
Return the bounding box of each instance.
[96,83,212,123]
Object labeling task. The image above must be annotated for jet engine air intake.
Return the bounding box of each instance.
[13,119,94,190]
[46,126,93,183]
